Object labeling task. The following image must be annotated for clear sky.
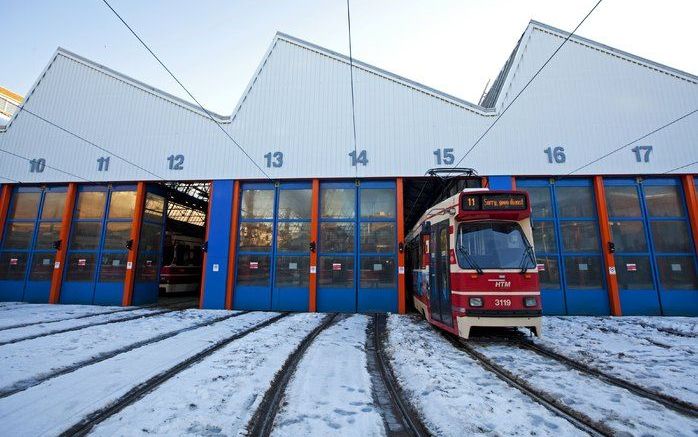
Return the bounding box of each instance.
[3,0,697,115]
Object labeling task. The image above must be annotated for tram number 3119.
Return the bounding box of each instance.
[494,298,512,307]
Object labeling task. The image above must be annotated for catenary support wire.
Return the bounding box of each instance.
[5,100,166,181]
[559,108,698,179]
[406,0,603,219]
[451,0,603,168]
[347,0,359,177]
[100,0,272,180]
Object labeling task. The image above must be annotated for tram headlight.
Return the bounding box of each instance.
[524,297,537,307]
[469,297,483,307]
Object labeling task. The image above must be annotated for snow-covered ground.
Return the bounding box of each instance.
[91,313,326,436]
[0,309,233,395]
[386,314,581,436]
[272,314,385,437]
[0,307,163,344]
[0,302,695,436]
[530,316,698,405]
[0,311,276,436]
[474,343,698,436]
[0,303,134,329]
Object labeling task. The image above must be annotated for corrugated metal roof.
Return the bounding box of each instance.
[0,20,696,183]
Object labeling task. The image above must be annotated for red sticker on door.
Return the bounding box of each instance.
[537,263,545,271]
[626,263,637,272]
[78,259,87,267]
[9,258,18,266]
[250,261,259,270]
[332,263,342,271]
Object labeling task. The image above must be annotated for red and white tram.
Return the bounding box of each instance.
[406,189,542,339]
[159,233,203,295]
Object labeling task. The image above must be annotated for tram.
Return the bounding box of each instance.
[159,233,203,294]
[406,188,542,339]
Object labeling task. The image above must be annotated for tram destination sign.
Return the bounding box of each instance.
[461,193,527,211]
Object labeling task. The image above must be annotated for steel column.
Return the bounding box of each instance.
[225,181,240,310]
[199,181,214,309]
[309,179,319,312]
[682,175,698,259]
[593,176,622,316]
[0,185,11,246]
[122,182,146,306]
[397,177,406,314]
[48,183,77,304]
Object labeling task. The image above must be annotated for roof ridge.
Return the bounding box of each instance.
[528,20,698,83]
[273,32,495,116]
[55,47,231,121]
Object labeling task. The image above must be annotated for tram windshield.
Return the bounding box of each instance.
[456,222,535,270]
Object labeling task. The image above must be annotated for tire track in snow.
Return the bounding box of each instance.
[0,311,249,398]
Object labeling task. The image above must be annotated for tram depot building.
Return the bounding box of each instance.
[0,21,696,317]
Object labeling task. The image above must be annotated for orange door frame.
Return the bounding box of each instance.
[308,179,319,312]
[122,182,147,306]
[397,177,406,314]
[48,183,77,304]
[225,181,241,310]
[593,176,622,316]
[682,175,698,258]
[0,185,11,246]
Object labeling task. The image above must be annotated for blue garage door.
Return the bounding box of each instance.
[317,181,397,313]
[133,190,167,306]
[234,182,312,311]
[60,185,137,305]
[517,178,608,315]
[605,178,698,316]
[0,186,67,302]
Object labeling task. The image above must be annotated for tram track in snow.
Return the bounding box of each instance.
[0,310,249,399]
[244,313,339,437]
[369,313,431,437]
[58,312,290,437]
[0,304,158,332]
[441,333,613,437]
[513,337,698,418]
[0,304,194,347]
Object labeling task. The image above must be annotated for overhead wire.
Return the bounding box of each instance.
[0,146,92,182]
[99,0,272,180]
[406,0,603,226]
[4,100,166,181]
[346,0,359,177]
[662,160,698,175]
[452,0,603,169]
[557,108,698,179]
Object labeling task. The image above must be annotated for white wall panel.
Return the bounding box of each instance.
[1,21,696,184]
